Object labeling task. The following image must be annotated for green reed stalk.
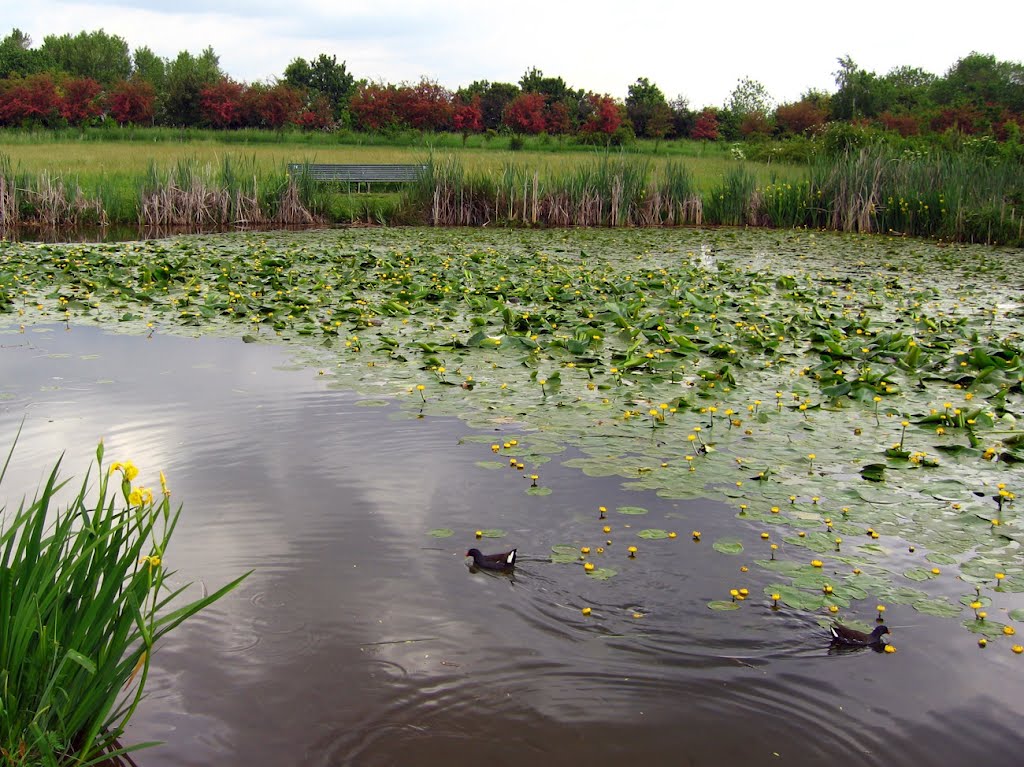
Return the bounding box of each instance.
[0,434,249,765]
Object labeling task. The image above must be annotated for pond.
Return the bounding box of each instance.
[1,226,1023,766]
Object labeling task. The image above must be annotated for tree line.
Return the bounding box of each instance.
[1,28,1022,144]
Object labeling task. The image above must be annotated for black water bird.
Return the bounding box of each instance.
[829,623,890,646]
[465,548,517,571]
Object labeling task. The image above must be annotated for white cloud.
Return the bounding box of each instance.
[4,1,1021,106]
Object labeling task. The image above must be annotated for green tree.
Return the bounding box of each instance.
[668,94,694,138]
[625,77,670,139]
[519,67,577,104]
[284,53,354,120]
[881,65,935,113]
[40,29,130,84]
[726,76,773,117]
[723,77,774,140]
[132,46,166,90]
[932,52,1024,113]
[0,29,49,78]
[457,80,520,131]
[163,47,222,126]
[831,56,885,120]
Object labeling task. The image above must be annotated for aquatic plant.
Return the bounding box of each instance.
[1,225,1021,641]
[0,435,248,765]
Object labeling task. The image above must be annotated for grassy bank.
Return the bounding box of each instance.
[0,133,1021,244]
[409,149,1023,243]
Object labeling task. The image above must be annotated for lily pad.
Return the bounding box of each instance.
[712,537,744,555]
[912,598,961,618]
[586,567,618,580]
[707,600,741,611]
[478,529,506,538]
[616,505,649,515]
[962,618,1009,637]
[550,544,579,564]
[903,568,939,582]
[526,486,553,496]
[637,529,671,539]
[428,528,454,538]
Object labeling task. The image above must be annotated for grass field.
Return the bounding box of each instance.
[0,131,803,191]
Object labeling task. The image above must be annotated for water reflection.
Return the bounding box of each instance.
[1,324,1022,767]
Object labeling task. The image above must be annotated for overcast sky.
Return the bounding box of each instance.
[6,1,1021,107]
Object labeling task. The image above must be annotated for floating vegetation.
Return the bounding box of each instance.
[2,225,1021,640]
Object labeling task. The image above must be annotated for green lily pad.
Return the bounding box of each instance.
[526,486,552,496]
[962,618,1009,637]
[903,568,939,581]
[354,399,389,407]
[712,537,744,555]
[428,528,454,538]
[912,598,961,618]
[707,600,741,611]
[475,461,505,470]
[616,505,649,515]
[1009,609,1024,622]
[586,567,618,580]
[637,529,671,539]
[477,529,506,538]
[764,584,829,611]
[550,544,580,564]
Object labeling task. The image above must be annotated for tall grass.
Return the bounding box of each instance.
[2,142,1020,244]
[0,435,248,765]
[411,155,705,227]
[0,154,316,230]
[795,146,1024,243]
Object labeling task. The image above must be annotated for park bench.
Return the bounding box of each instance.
[287,163,427,192]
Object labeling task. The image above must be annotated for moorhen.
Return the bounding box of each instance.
[829,623,890,646]
[465,547,517,571]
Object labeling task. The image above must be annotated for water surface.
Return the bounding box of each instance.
[1,325,1021,767]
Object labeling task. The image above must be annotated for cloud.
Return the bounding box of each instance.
[5,1,1023,106]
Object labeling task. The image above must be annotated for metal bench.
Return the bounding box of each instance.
[287,163,427,191]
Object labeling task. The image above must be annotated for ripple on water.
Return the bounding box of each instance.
[5,325,1024,767]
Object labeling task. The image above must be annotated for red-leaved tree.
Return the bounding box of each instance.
[106,79,156,125]
[545,101,572,135]
[349,83,397,131]
[296,93,335,130]
[774,99,828,136]
[0,74,61,126]
[250,83,303,129]
[502,92,547,134]
[396,79,453,131]
[691,108,720,140]
[453,95,483,142]
[580,94,622,136]
[60,77,103,125]
[200,78,247,128]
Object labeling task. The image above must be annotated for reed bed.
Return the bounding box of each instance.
[2,145,1020,244]
[0,155,318,231]
[413,157,705,227]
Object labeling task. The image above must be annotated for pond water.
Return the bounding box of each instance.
[2,323,1022,767]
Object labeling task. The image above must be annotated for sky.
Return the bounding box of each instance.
[5,0,1021,108]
